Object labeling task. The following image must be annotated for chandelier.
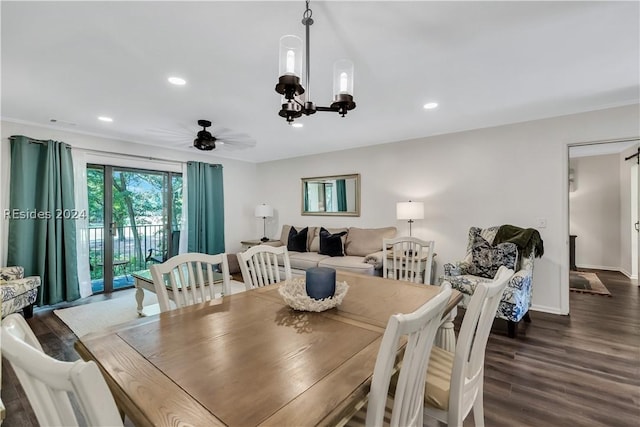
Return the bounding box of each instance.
[275,0,356,124]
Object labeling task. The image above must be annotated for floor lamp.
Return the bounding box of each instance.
[396,201,424,237]
[255,204,274,242]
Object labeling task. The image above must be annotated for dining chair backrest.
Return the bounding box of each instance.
[1,314,123,427]
[366,283,452,427]
[424,265,513,426]
[237,245,292,290]
[382,237,436,284]
[150,252,231,312]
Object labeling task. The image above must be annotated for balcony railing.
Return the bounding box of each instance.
[89,224,170,282]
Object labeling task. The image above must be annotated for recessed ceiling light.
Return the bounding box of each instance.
[292,123,304,128]
[423,102,439,110]
[168,76,186,86]
[98,116,113,122]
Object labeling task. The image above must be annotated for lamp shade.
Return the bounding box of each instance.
[255,204,274,218]
[396,201,424,220]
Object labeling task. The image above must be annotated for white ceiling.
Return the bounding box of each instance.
[2,1,639,163]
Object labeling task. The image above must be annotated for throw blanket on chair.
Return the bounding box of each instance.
[494,225,544,258]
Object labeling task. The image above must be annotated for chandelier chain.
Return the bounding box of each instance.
[303,0,313,20]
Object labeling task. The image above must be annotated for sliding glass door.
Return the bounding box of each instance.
[88,165,182,293]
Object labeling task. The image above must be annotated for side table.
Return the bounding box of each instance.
[241,239,279,249]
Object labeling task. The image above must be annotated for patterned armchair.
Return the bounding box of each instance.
[440,226,542,338]
[0,266,41,318]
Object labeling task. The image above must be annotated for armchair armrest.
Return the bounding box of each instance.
[0,266,25,281]
[507,268,533,294]
[0,276,41,304]
[443,261,472,276]
[364,251,384,269]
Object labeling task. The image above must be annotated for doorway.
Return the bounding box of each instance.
[87,165,182,293]
[567,139,639,297]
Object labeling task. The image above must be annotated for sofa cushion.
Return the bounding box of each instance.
[287,252,330,271]
[309,227,348,252]
[280,225,316,251]
[469,234,518,279]
[344,227,397,257]
[318,256,375,275]
[319,228,348,257]
[287,226,309,252]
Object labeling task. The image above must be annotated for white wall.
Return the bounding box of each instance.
[2,105,639,314]
[256,104,640,316]
[569,154,621,270]
[0,120,259,266]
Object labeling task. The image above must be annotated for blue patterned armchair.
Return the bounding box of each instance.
[440,226,542,338]
[0,266,41,318]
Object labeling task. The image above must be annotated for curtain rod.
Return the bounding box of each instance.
[9,135,217,166]
[78,147,185,166]
[9,135,71,148]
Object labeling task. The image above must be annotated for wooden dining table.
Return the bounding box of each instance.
[75,271,461,427]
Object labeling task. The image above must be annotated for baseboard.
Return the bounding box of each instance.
[576,264,638,280]
[617,268,638,280]
[530,304,567,316]
[576,264,621,272]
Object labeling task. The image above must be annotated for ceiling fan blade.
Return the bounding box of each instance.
[217,138,257,150]
[214,129,252,139]
[146,127,192,140]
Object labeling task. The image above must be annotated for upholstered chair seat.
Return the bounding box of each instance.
[0,266,41,318]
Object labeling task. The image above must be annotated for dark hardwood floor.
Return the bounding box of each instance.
[2,270,639,427]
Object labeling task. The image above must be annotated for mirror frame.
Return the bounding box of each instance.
[301,173,361,217]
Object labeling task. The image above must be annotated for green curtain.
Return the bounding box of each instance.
[304,182,309,211]
[7,135,80,305]
[187,162,225,254]
[336,179,347,212]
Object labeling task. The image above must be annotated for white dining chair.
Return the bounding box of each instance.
[343,284,452,427]
[383,236,435,285]
[1,314,123,427]
[150,252,231,312]
[423,266,514,426]
[237,244,292,290]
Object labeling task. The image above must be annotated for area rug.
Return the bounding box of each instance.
[569,271,611,296]
[54,280,246,337]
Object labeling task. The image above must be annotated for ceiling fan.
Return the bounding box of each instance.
[147,120,256,152]
[193,119,219,151]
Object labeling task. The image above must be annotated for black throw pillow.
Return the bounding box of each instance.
[287,226,308,252]
[319,227,347,257]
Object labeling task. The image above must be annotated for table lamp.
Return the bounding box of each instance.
[396,201,424,237]
[255,204,274,242]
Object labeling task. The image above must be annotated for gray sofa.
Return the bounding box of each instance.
[270,225,397,276]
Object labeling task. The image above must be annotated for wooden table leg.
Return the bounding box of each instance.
[135,282,145,316]
[436,307,457,352]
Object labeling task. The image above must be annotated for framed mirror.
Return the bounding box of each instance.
[301,174,360,216]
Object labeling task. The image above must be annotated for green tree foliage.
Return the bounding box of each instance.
[87,167,182,280]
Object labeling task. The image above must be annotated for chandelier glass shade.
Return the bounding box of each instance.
[275,0,356,124]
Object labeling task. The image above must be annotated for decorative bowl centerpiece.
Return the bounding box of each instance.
[278,274,349,312]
